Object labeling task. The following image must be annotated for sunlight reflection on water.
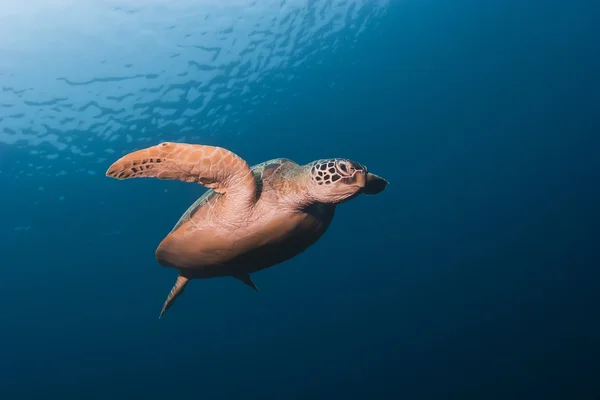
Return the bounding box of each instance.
[0,0,388,177]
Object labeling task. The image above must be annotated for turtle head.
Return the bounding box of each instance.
[306,158,388,204]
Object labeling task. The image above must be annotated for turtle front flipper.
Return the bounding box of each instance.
[106,142,257,207]
[159,274,189,319]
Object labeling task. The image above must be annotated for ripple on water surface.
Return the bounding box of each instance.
[0,0,388,178]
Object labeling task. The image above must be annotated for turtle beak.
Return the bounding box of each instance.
[361,172,388,195]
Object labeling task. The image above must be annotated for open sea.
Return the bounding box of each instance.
[1,1,599,399]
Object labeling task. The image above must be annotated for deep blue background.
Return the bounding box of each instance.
[1,1,599,399]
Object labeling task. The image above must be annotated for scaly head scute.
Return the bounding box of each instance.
[306,158,388,204]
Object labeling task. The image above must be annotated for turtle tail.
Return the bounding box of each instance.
[159,274,189,319]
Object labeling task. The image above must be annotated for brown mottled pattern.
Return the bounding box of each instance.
[105,142,256,205]
[169,157,295,232]
[104,143,388,318]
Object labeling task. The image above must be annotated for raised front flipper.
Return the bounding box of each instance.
[106,142,257,206]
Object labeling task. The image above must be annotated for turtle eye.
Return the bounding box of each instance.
[351,162,365,173]
[337,160,355,176]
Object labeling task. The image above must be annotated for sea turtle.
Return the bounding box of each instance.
[106,142,388,318]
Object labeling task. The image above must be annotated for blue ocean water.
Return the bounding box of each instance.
[1,0,599,398]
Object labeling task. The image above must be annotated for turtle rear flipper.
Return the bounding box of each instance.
[159,274,189,319]
[234,273,260,292]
